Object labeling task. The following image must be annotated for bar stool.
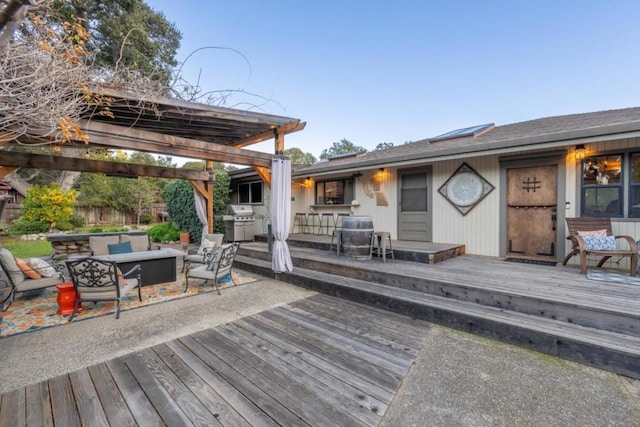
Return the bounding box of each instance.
[329,228,343,256]
[370,231,394,262]
[292,213,307,234]
[336,213,350,229]
[318,213,336,235]
[307,212,320,234]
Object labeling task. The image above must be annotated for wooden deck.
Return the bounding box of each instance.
[0,294,429,426]
[236,238,640,379]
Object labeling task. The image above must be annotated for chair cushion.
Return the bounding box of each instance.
[120,234,150,252]
[89,235,120,256]
[578,229,608,238]
[27,257,58,278]
[0,247,25,285]
[108,241,133,254]
[583,235,617,251]
[15,258,41,279]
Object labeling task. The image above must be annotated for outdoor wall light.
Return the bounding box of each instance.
[575,144,586,160]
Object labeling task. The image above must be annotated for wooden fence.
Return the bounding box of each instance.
[1,203,168,226]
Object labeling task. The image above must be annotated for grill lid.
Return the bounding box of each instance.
[227,204,254,216]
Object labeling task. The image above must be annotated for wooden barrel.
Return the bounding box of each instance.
[341,215,374,260]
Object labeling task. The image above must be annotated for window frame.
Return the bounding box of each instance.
[629,151,640,218]
[237,181,263,205]
[579,152,623,218]
[314,178,354,205]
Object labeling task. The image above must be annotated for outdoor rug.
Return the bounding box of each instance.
[504,257,557,267]
[0,271,260,338]
[586,268,640,286]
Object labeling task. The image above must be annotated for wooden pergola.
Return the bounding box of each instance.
[0,89,305,232]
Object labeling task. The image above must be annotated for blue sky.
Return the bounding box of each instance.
[146,1,640,160]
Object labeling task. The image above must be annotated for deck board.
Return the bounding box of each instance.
[246,241,640,314]
[0,294,426,426]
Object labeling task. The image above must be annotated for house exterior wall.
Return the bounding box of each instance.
[293,135,640,263]
[432,157,501,256]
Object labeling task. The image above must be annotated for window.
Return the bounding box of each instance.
[581,154,622,217]
[630,153,640,218]
[315,178,353,205]
[238,181,263,204]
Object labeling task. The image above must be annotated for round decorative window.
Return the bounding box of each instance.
[438,163,495,215]
[446,172,484,207]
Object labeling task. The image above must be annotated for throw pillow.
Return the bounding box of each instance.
[27,257,58,278]
[578,229,608,238]
[15,258,41,279]
[0,247,26,284]
[116,267,128,287]
[197,239,217,255]
[108,241,133,255]
[583,235,617,251]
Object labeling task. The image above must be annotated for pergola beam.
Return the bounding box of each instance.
[79,120,277,167]
[234,121,306,148]
[0,151,210,180]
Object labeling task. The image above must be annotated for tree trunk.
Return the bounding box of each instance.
[2,170,31,197]
[58,170,81,191]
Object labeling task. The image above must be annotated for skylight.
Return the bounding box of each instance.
[429,123,495,142]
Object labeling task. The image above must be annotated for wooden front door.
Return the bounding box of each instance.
[506,165,558,261]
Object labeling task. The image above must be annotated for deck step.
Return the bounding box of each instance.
[237,244,640,338]
[234,253,640,379]
[254,234,464,264]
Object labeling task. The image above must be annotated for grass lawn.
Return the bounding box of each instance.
[0,236,52,258]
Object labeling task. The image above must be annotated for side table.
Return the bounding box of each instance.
[56,282,82,316]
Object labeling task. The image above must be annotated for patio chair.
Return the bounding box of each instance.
[65,257,142,320]
[563,217,638,274]
[182,233,224,272]
[0,248,64,311]
[184,243,239,294]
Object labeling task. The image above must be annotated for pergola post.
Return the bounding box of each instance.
[188,161,215,234]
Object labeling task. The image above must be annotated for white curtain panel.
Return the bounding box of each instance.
[193,189,209,244]
[271,158,293,272]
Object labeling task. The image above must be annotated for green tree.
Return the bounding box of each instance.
[75,151,168,224]
[163,180,201,241]
[375,142,394,151]
[284,147,317,165]
[319,139,367,160]
[22,183,77,229]
[163,165,230,243]
[52,0,182,84]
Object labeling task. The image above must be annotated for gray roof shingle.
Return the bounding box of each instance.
[294,107,640,176]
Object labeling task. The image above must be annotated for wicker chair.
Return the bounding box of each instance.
[563,217,638,274]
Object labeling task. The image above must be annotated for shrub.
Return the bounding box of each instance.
[163,169,230,242]
[22,183,76,229]
[163,180,201,242]
[10,217,49,234]
[147,222,180,243]
[89,226,104,233]
[140,212,155,224]
[55,220,74,231]
[69,214,86,228]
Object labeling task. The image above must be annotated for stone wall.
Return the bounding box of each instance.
[47,232,148,260]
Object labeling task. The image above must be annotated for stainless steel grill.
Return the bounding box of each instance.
[223,205,256,242]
